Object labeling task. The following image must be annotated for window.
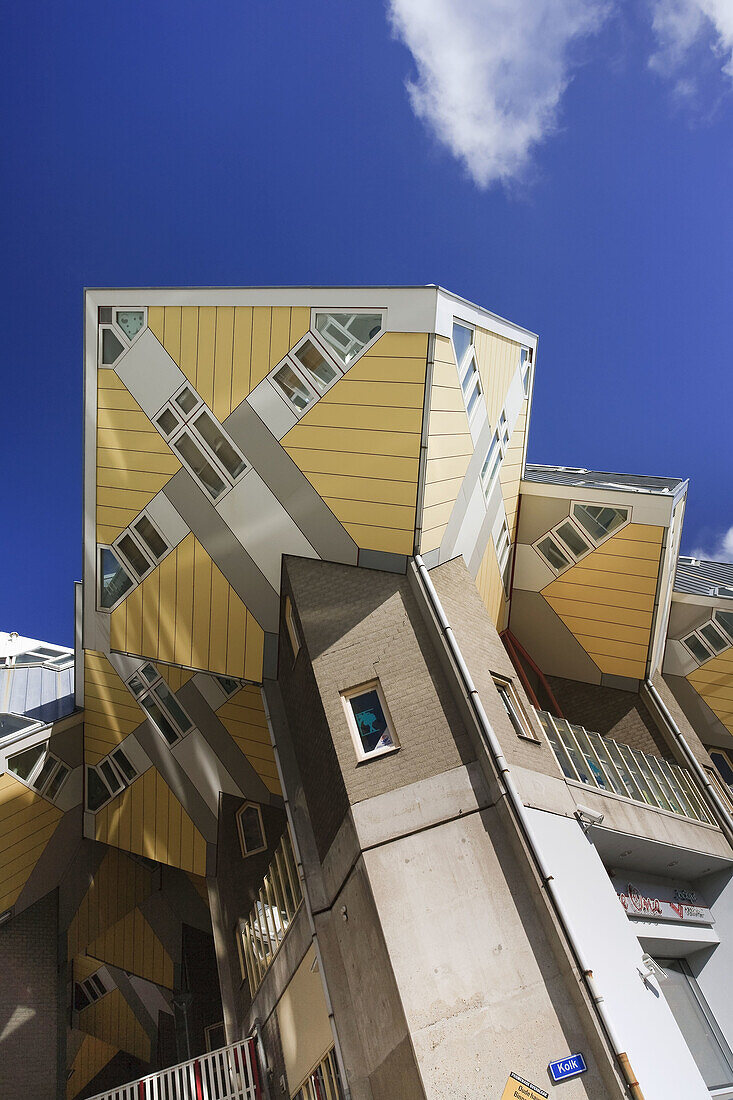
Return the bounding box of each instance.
[534,504,630,575]
[8,742,69,801]
[127,664,193,746]
[493,677,537,741]
[216,675,242,698]
[572,503,628,542]
[480,432,502,502]
[0,713,37,738]
[205,1022,226,1052]
[342,682,398,760]
[314,312,382,367]
[715,609,733,642]
[98,547,134,609]
[115,531,153,581]
[452,321,483,425]
[495,517,512,592]
[98,307,147,368]
[74,971,111,1011]
[656,958,733,1091]
[100,327,124,365]
[452,321,473,367]
[86,748,138,812]
[710,748,733,793]
[115,310,145,340]
[272,362,317,412]
[519,347,533,396]
[132,514,168,560]
[292,336,339,391]
[285,597,301,660]
[236,802,267,857]
[154,383,249,500]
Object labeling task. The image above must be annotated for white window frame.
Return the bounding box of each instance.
[267,356,321,418]
[112,527,156,584]
[494,516,512,593]
[7,741,69,802]
[96,544,136,612]
[341,680,399,763]
[519,346,533,397]
[284,597,301,660]
[533,502,631,575]
[310,308,386,370]
[492,676,538,742]
[452,320,485,430]
[288,332,343,395]
[76,969,111,1007]
[480,430,503,503]
[236,801,267,858]
[97,306,147,369]
[681,617,733,666]
[129,508,170,564]
[125,664,195,746]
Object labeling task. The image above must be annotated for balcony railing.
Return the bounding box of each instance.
[238,826,303,993]
[536,710,715,825]
[292,1048,344,1100]
[86,1038,261,1100]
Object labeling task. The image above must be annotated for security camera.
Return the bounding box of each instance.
[574,805,605,832]
[638,954,667,985]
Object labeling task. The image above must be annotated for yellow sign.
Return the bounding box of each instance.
[500,1071,548,1100]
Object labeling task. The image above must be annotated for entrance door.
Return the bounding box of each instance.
[656,958,733,1092]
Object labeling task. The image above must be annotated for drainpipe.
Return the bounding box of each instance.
[643,679,733,848]
[261,690,352,1100]
[412,555,645,1100]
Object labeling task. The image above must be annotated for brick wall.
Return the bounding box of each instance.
[548,676,673,759]
[0,890,60,1100]
[284,557,477,809]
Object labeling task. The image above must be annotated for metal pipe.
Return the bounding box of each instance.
[261,687,352,1100]
[412,554,644,1099]
[643,679,733,847]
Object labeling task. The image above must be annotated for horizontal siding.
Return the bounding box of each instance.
[109,532,263,681]
[84,651,144,764]
[282,333,428,556]
[0,773,63,911]
[94,766,207,876]
[543,523,664,679]
[68,847,153,958]
[688,649,733,736]
[420,335,473,555]
[66,1034,118,1100]
[475,536,507,631]
[96,371,180,544]
[78,987,150,1062]
[474,324,523,430]
[216,684,281,795]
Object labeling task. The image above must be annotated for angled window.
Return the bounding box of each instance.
[699,621,729,655]
[460,351,483,420]
[111,747,137,783]
[75,970,111,1010]
[7,741,47,779]
[342,682,398,761]
[452,321,473,368]
[115,532,154,581]
[174,385,200,415]
[0,713,37,738]
[156,407,180,435]
[495,517,512,592]
[554,520,591,560]
[682,632,714,665]
[133,514,168,560]
[8,742,68,800]
[13,646,64,667]
[45,763,69,800]
[480,432,503,502]
[272,362,316,413]
[126,665,193,746]
[536,535,571,572]
[714,610,733,642]
[98,547,134,610]
[87,765,113,812]
[236,802,267,858]
[115,310,145,340]
[285,597,301,660]
[519,347,533,396]
[192,409,248,479]
[292,336,340,391]
[100,326,125,366]
[572,504,628,542]
[172,431,227,500]
[493,677,537,741]
[156,384,249,499]
[216,675,242,698]
[314,312,382,367]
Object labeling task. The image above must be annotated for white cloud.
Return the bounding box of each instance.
[691,526,733,563]
[386,0,609,188]
[649,0,733,89]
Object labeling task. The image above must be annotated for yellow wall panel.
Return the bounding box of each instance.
[110,533,263,680]
[156,664,194,693]
[196,306,217,409]
[474,536,507,631]
[78,988,150,1062]
[543,523,664,679]
[251,307,273,388]
[87,907,174,989]
[474,325,524,430]
[212,306,235,422]
[282,335,428,556]
[147,307,164,344]
[84,652,145,764]
[68,847,153,957]
[0,773,63,911]
[96,372,181,544]
[688,650,733,738]
[67,1034,118,1100]
[217,686,281,796]
[231,306,253,414]
[94,766,207,875]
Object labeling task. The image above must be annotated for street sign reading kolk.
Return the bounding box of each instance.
[548,1053,587,1082]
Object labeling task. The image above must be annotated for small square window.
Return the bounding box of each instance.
[175,386,199,415]
[342,682,398,761]
[493,677,538,741]
[272,363,316,412]
[236,802,267,857]
[157,407,180,435]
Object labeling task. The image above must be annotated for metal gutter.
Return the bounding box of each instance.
[643,679,733,849]
[412,553,644,1100]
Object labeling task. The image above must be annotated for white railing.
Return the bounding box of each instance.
[86,1038,261,1100]
[536,709,715,825]
[238,827,303,992]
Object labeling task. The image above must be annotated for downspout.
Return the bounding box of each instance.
[643,679,733,847]
[412,554,645,1100]
[260,690,352,1100]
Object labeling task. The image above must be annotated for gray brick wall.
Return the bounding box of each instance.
[284,557,477,809]
[547,675,674,759]
[0,890,60,1100]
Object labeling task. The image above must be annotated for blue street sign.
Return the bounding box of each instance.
[548,1053,587,1082]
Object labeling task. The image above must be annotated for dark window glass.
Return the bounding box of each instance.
[294,338,338,389]
[45,764,69,801]
[349,690,393,754]
[34,756,58,792]
[134,515,168,559]
[74,983,91,1011]
[117,534,152,579]
[7,742,46,780]
[156,408,179,435]
[175,386,198,414]
[711,752,733,788]
[0,713,36,737]
[98,307,113,323]
[100,759,122,794]
[239,804,265,854]
[112,748,136,783]
[152,683,192,734]
[193,409,247,478]
[87,767,111,812]
[173,432,226,499]
[101,328,124,365]
[140,697,179,745]
[99,547,134,608]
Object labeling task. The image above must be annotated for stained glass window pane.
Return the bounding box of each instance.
[115,310,145,339]
[348,690,393,754]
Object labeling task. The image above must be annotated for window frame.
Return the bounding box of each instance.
[492,676,539,742]
[7,741,69,801]
[710,746,733,792]
[288,332,343,395]
[97,544,136,612]
[341,680,399,763]
[533,502,631,576]
[494,517,512,593]
[235,801,268,858]
[125,664,194,746]
[452,320,485,429]
[97,306,147,369]
[284,596,301,661]
[310,308,386,369]
[112,527,156,584]
[681,615,733,667]
[519,346,533,397]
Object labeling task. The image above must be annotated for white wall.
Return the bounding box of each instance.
[688,867,733,1057]
[526,808,710,1100]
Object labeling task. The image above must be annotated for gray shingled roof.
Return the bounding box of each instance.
[524,464,685,495]
[674,557,733,598]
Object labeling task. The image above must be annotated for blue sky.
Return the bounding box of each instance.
[2,0,731,645]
